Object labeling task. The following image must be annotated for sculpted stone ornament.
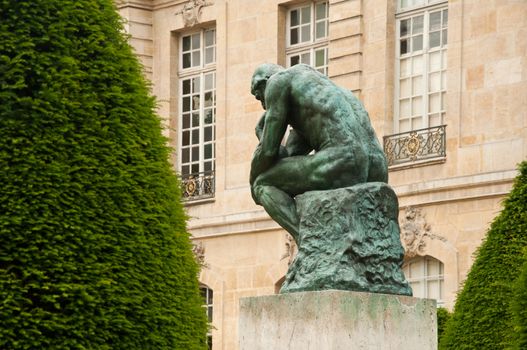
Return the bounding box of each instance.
[249,64,411,296]
[175,0,213,27]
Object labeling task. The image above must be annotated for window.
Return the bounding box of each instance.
[395,2,448,133]
[286,1,329,75]
[403,256,444,306]
[179,28,216,200]
[200,285,213,349]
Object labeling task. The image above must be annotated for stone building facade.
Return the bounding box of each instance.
[116,0,526,348]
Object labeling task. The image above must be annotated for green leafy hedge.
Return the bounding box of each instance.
[0,0,207,348]
[440,161,527,350]
[510,251,527,349]
[437,307,451,343]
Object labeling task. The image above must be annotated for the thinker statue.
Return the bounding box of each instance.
[250,64,388,241]
[249,63,411,295]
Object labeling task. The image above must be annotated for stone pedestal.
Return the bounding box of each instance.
[281,182,411,296]
[239,290,437,350]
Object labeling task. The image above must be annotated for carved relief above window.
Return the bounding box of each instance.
[400,206,446,258]
[175,0,214,27]
[192,241,208,269]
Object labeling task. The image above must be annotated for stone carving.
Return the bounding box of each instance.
[249,64,411,295]
[280,233,297,266]
[175,0,213,27]
[192,241,208,269]
[400,206,447,258]
[280,183,412,295]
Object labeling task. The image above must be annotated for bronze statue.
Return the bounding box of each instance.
[250,63,388,241]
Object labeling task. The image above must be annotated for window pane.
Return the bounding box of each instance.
[316,22,326,39]
[192,77,200,93]
[412,76,423,95]
[205,47,214,64]
[301,6,310,24]
[301,24,311,42]
[290,55,299,66]
[429,31,440,49]
[410,260,424,278]
[427,259,440,276]
[413,35,423,51]
[183,53,191,68]
[182,165,189,175]
[205,30,215,46]
[399,118,411,132]
[182,148,190,163]
[290,28,299,45]
[204,161,212,172]
[316,2,327,20]
[427,280,440,299]
[205,109,214,124]
[442,29,448,46]
[183,79,191,95]
[183,113,191,129]
[192,113,200,127]
[192,96,200,110]
[429,93,441,113]
[400,98,411,118]
[400,39,409,55]
[430,12,442,31]
[412,97,422,116]
[412,56,423,74]
[301,52,310,64]
[429,113,441,127]
[315,49,325,67]
[412,16,424,34]
[429,72,441,92]
[205,92,213,107]
[192,51,200,67]
[290,9,299,26]
[192,33,200,49]
[205,144,213,159]
[443,10,449,27]
[429,51,441,71]
[400,19,409,37]
[411,116,423,129]
[192,129,199,144]
[205,126,213,142]
[205,73,214,90]
[441,72,447,90]
[191,163,199,173]
[183,97,191,112]
[400,78,411,98]
[400,58,411,76]
[192,146,199,161]
[182,36,191,51]
[182,131,190,146]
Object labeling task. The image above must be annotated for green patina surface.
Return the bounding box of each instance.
[249,64,410,295]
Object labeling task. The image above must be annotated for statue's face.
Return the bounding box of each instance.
[251,72,267,110]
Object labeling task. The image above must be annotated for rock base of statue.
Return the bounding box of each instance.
[239,290,437,350]
[281,182,412,296]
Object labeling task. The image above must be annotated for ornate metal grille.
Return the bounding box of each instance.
[383,125,446,167]
[181,171,215,201]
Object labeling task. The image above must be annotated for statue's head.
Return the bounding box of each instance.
[251,63,284,109]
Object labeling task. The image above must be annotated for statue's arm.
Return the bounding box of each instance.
[250,79,288,183]
[255,112,266,141]
[285,129,312,156]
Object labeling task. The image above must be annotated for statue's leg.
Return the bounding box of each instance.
[252,147,369,241]
[252,183,300,241]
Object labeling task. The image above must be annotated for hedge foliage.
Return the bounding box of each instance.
[440,161,527,350]
[0,0,207,348]
[437,307,451,343]
[510,251,527,349]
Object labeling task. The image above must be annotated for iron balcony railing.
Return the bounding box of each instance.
[181,170,215,201]
[383,125,446,167]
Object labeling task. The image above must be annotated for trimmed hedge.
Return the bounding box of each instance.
[437,307,451,343]
[0,0,207,349]
[510,251,527,349]
[440,162,527,350]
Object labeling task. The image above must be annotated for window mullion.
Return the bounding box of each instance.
[423,11,430,129]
